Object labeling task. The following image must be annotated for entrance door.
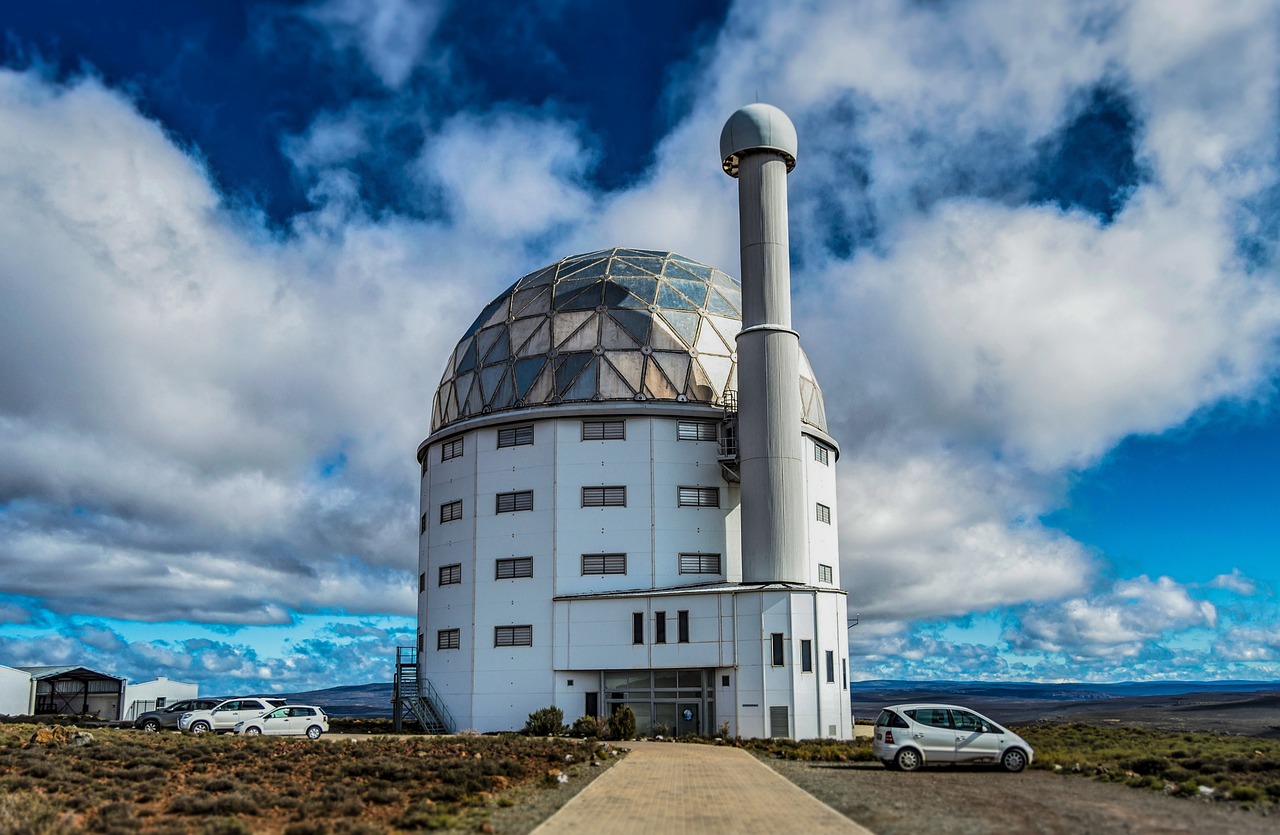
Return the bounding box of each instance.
[678,703,699,736]
[585,692,599,718]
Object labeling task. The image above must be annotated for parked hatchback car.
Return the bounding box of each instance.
[133,698,222,732]
[235,705,329,739]
[179,697,288,734]
[872,703,1033,772]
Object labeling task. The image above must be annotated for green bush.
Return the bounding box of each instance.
[571,715,607,738]
[607,706,637,741]
[524,706,565,736]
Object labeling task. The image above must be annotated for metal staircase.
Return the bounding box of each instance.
[393,646,454,734]
[717,389,740,483]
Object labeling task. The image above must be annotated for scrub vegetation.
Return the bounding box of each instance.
[0,723,616,834]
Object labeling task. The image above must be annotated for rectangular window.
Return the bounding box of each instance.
[441,437,463,461]
[771,633,784,666]
[494,625,532,647]
[581,553,627,575]
[495,556,533,579]
[842,659,847,690]
[417,632,423,652]
[418,572,425,592]
[825,650,835,683]
[496,491,533,513]
[801,639,813,673]
[818,563,833,583]
[678,486,720,508]
[816,503,831,524]
[582,419,625,440]
[814,443,830,465]
[420,457,428,477]
[497,425,534,448]
[654,611,667,644]
[437,628,460,650]
[419,513,427,535]
[582,486,627,507]
[677,420,717,442]
[632,612,644,645]
[440,500,463,523]
[438,564,461,586]
[677,610,689,644]
[678,553,722,574]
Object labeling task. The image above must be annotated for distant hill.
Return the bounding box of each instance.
[277,682,393,717]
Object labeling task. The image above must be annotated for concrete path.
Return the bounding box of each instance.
[532,741,873,834]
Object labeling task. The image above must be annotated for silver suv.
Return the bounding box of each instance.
[178,697,288,734]
[133,698,222,732]
[872,703,1034,772]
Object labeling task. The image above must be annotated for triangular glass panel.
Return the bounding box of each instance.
[699,354,733,398]
[705,288,739,317]
[657,282,697,311]
[521,318,551,356]
[608,308,651,345]
[559,313,599,352]
[483,329,511,365]
[649,318,686,351]
[706,315,742,347]
[680,260,713,281]
[606,350,644,392]
[465,376,484,415]
[598,357,634,398]
[620,248,667,259]
[559,257,608,281]
[514,357,546,399]
[808,386,827,431]
[711,269,740,291]
[512,285,550,317]
[688,359,716,403]
[666,278,709,308]
[491,367,516,410]
[607,258,652,277]
[554,277,602,308]
[662,258,704,282]
[652,351,690,393]
[616,256,664,276]
[695,319,731,356]
[559,282,606,312]
[475,325,502,365]
[479,363,506,402]
[555,351,593,394]
[508,316,543,356]
[600,313,641,350]
[643,357,678,399]
[527,363,554,403]
[611,277,658,304]
[519,264,557,289]
[553,310,595,348]
[564,357,599,401]
[455,339,477,375]
[601,278,633,308]
[658,310,701,347]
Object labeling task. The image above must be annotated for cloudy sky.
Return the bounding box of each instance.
[2,0,1278,694]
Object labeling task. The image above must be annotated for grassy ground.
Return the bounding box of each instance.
[0,724,617,834]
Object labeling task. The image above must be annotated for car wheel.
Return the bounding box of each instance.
[894,748,922,772]
[190,721,211,734]
[1001,748,1028,773]
[141,719,160,733]
[245,727,261,736]
[306,725,323,740]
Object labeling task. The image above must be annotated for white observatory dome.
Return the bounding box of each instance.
[430,248,827,432]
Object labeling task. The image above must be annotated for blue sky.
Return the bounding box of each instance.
[1,0,1278,693]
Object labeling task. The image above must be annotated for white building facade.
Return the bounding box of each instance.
[416,250,851,739]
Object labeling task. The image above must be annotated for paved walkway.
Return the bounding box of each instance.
[532,741,874,834]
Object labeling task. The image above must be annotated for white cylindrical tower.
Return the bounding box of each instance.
[721,104,806,584]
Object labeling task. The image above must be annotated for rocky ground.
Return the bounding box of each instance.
[767,759,1277,835]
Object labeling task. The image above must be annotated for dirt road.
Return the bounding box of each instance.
[767,760,1277,834]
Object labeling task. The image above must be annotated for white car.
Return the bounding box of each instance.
[234,705,329,739]
[178,697,287,734]
[872,703,1034,773]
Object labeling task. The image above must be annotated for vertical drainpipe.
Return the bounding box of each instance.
[721,104,806,584]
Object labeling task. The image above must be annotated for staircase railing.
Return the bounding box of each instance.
[393,646,455,734]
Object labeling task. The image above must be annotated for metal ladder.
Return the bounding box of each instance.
[392,646,454,734]
[717,389,740,483]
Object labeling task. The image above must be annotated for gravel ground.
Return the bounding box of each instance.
[764,759,1277,835]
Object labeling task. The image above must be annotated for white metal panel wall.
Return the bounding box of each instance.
[804,434,841,588]
[0,665,32,716]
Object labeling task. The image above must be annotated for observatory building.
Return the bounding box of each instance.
[411,105,852,738]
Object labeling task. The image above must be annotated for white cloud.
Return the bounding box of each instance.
[303,0,445,88]
[1209,569,1258,596]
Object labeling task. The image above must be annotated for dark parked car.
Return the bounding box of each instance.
[133,698,223,732]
